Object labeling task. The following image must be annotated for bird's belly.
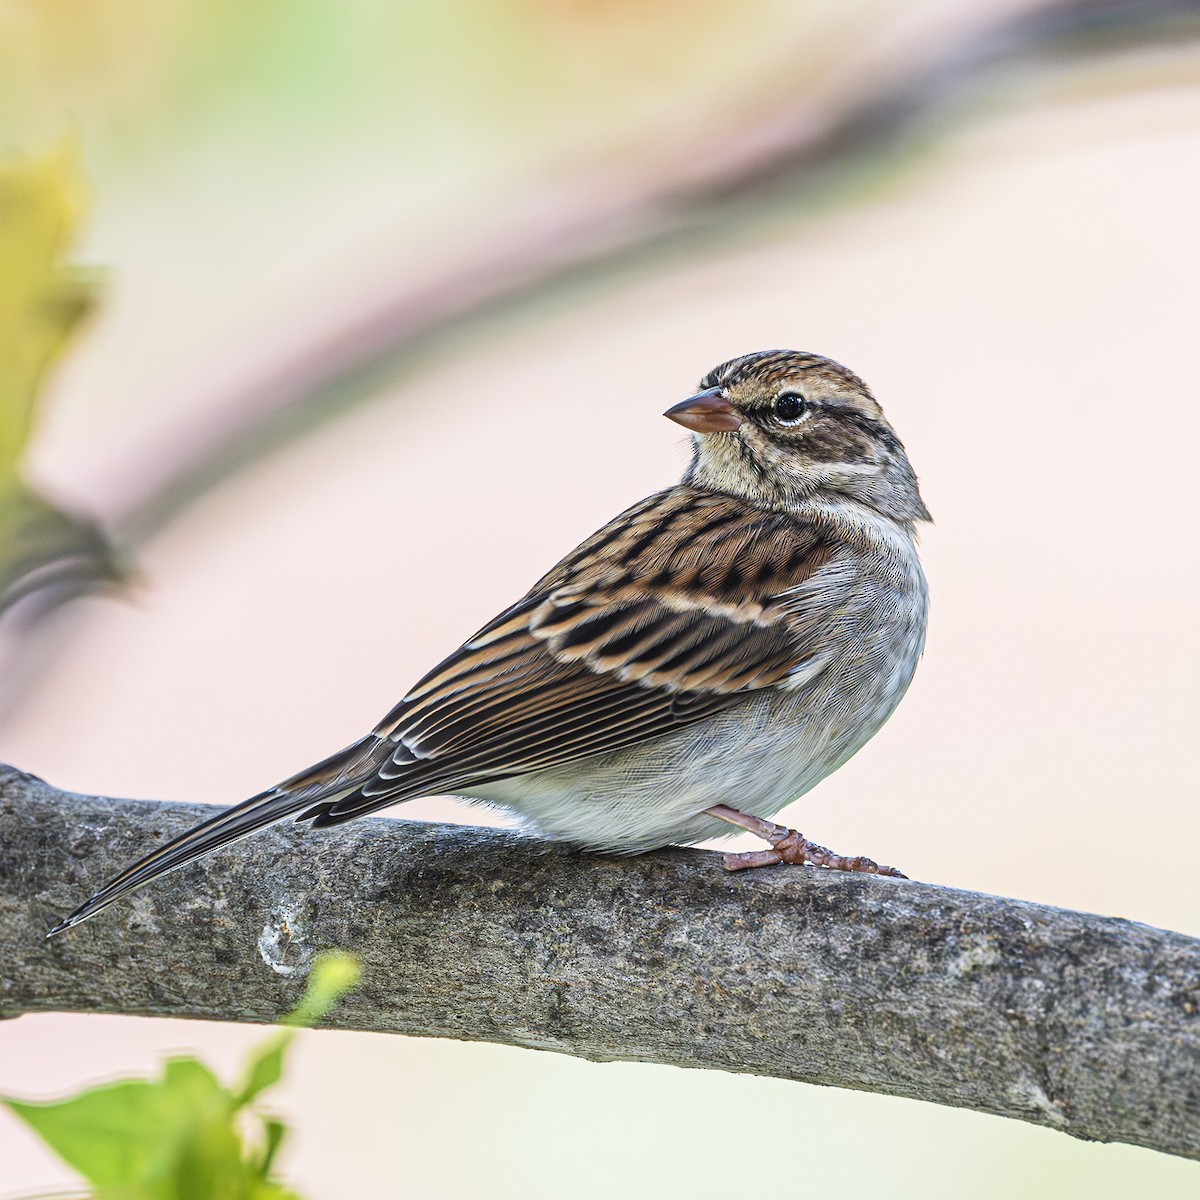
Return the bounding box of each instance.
[458,625,922,853]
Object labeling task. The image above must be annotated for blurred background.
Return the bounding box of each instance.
[2,0,1200,1195]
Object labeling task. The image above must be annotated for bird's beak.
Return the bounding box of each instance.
[663,388,742,433]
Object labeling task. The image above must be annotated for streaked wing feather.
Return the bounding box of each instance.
[51,487,851,931]
[310,487,849,825]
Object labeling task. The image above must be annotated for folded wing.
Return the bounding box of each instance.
[50,486,852,933]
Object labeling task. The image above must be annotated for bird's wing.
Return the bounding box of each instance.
[306,486,853,823]
[48,487,853,934]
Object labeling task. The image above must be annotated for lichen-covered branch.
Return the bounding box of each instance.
[1,765,1197,1161]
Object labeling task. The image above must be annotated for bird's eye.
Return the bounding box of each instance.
[772,393,810,426]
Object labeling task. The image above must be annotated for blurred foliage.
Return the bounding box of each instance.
[0,0,852,160]
[0,0,871,620]
[0,143,118,612]
[1,2,1195,626]
[1,951,361,1200]
[0,143,94,472]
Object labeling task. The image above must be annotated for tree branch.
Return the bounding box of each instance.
[2,764,1198,1161]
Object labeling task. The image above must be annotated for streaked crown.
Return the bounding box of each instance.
[667,350,930,523]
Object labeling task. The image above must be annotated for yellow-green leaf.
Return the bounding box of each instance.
[283,950,361,1028]
[0,141,100,474]
[0,143,116,615]
[235,952,360,1109]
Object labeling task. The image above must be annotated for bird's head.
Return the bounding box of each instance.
[666,350,930,523]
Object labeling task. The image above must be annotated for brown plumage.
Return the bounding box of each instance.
[50,350,930,935]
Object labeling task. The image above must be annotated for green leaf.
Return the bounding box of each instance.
[257,1117,289,1178]
[234,1030,294,1109]
[2,953,361,1199]
[5,1076,184,1189]
[2,1056,247,1199]
[283,950,361,1028]
[248,1183,304,1200]
[5,1080,169,1190]
[234,952,360,1109]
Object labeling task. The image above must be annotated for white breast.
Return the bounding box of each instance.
[462,503,928,853]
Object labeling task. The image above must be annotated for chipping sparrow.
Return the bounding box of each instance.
[51,349,930,935]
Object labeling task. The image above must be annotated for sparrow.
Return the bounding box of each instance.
[49,350,930,936]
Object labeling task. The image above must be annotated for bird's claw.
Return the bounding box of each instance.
[723,822,906,878]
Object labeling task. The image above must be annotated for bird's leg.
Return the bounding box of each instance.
[705,804,906,878]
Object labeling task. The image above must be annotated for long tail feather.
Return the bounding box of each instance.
[47,737,392,937]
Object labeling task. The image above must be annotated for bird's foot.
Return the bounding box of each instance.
[705,804,906,878]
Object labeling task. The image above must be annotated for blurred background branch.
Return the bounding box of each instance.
[4,767,1199,1164]
[2,0,1200,637]
[106,0,1200,557]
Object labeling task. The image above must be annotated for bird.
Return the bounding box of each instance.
[49,349,931,937]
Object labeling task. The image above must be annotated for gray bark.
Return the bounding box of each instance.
[1,764,1198,1160]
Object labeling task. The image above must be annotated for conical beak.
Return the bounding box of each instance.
[663,388,742,433]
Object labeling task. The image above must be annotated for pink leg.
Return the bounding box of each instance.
[706,804,906,878]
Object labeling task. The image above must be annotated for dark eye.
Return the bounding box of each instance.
[772,393,810,426]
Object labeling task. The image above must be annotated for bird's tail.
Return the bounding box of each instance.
[47,737,388,937]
